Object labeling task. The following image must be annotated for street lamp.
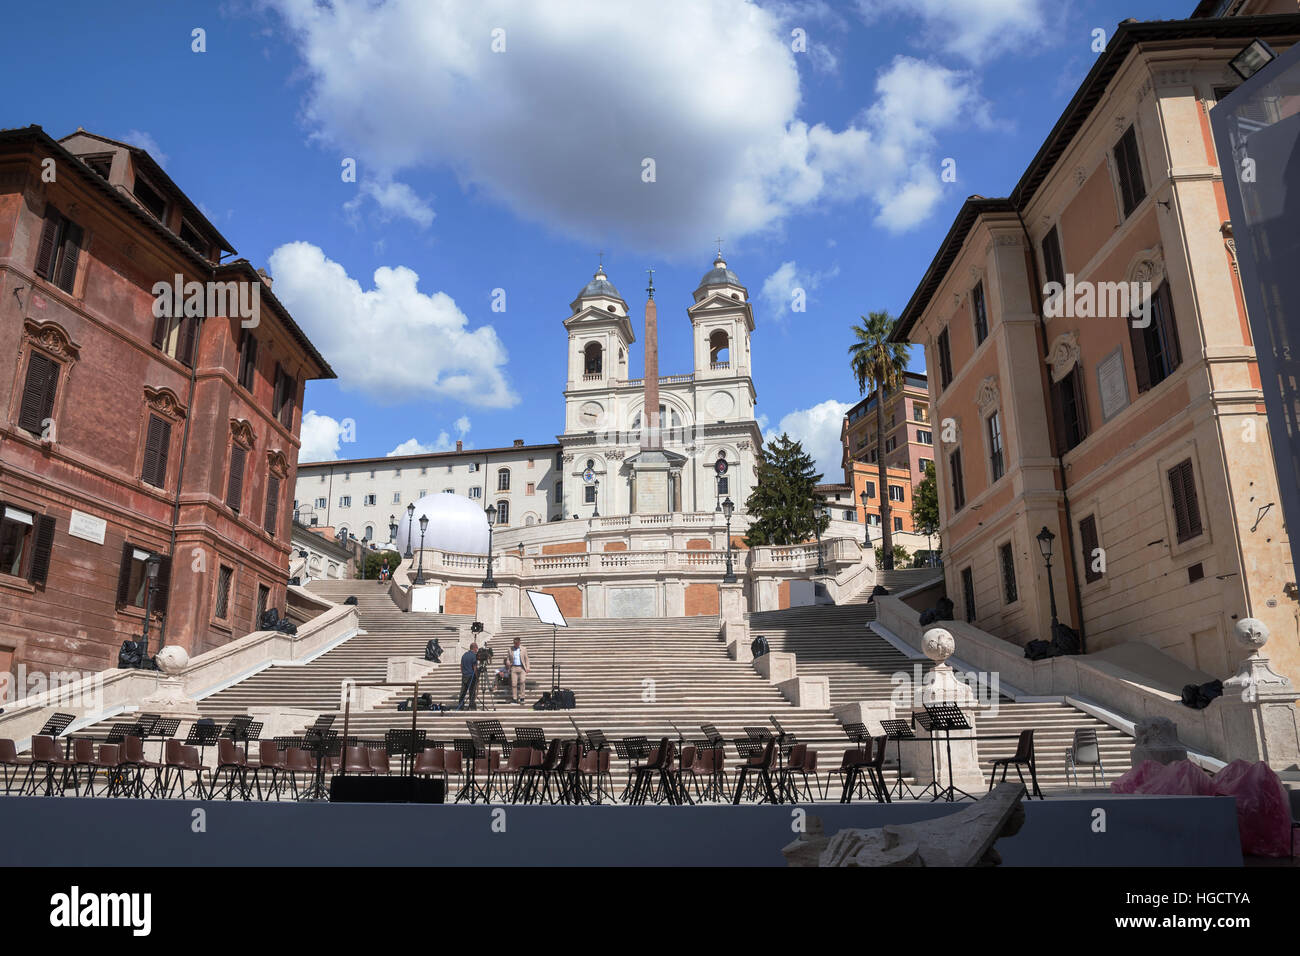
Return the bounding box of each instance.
[140,552,162,661]
[483,504,497,588]
[414,513,429,585]
[592,478,600,518]
[388,514,398,548]
[722,496,737,583]
[1036,525,1059,631]
[404,502,415,558]
[812,504,826,576]
[860,490,871,548]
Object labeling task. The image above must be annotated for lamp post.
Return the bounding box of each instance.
[140,552,162,661]
[414,513,429,585]
[404,502,415,558]
[860,491,871,548]
[722,496,737,584]
[592,478,600,518]
[812,504,826,576]
[483,504,497,588]
[1036,525,1059,631]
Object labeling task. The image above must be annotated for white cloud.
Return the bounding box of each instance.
[854,0,1046,65]
[267,241,516,407]
[124,129,169,168]
[344,177,436,229]
[299,410,349,462]
[268,0,990,247]
[764,399,851,480]
[387,417,471,456]
[759,259,840,322]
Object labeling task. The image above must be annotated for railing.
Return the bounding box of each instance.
[710,361,730,371]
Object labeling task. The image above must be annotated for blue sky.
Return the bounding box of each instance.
[8,0,1197,479]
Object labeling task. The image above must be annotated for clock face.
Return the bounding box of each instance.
[714,458,728,475]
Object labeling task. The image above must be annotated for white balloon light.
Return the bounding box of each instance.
[395,493,491,555]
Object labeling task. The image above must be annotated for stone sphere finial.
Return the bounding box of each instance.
[1233,618,1269,652]
[155,645,190,675]
[922,627,955,664]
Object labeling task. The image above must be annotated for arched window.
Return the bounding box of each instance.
[709,329,730,366]
[363,525,373,541]
[495,500,510,525]
[338,526,349,539]
[583,342,603,375]
[497,468,510,491]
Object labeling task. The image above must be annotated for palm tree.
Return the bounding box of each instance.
[848,311,910,570]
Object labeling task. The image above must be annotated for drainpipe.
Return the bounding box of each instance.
[1016,210,1088,654]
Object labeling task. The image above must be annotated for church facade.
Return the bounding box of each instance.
[557,255,761,520]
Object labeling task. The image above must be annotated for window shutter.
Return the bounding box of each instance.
[151,554,172,615]
[27,514,56,585]
[115,541,135,606]
[280,375,296,427]
[142,415,170,487]
[34,209,61,279]
[1158,282,1182,370]
[1070,367,1089,440]
[1178,460,1202,541]
[227,445,246,512]
[272,363,284,414]
[1050,378,1068,456]
[55,222,83,293]
[177,316,197,367]
[1129,320,1152,394]
[264,475,280,534]
[18,352,58,435]
[1080,515,1101,583]
[152,312,168,349]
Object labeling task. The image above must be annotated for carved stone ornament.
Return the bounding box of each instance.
[975,376,999,413]
[603,449,626,461]
[1046,331,1081,384]
[267,449,290,478]
[1127,245,1165,285]
[22,319,80,361]
[230,418,256,449]
[1073,167,1087,188]
[143,385,187,419]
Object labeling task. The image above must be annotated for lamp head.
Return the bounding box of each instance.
[722,497,734,519]
[485,503,497,526]
[1036,525,1055,561]
[418,513,429,533]
[145,553,162,579]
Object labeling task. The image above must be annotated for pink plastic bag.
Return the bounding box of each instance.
[1141,759,1217,796]
[1110,760,1165,794]
[1212,760,1293,858]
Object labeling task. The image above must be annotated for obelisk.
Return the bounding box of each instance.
[641,268,660,450]
[633,268,671,514]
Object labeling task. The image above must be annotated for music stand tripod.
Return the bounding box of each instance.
[300,730,338,802]
[923,703,975,802]
[909,711,944,801]
[880,719,917,800]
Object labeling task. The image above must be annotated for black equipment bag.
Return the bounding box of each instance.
[750,634,770,659]
[117,639,159,671]
[424,638,443,663]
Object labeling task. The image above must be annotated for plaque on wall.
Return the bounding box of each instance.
[1096,347,1130,423]
[68,510,107,545]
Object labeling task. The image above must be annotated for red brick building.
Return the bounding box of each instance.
[0,126,332,686]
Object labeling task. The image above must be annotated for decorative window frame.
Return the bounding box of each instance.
[11,320,80,446]
[134,385,187,490]
[1157,440,1213,560]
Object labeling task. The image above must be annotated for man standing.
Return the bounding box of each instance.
[457,642,479,710]
[509,637,530,705]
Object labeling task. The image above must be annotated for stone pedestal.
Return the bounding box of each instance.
[754,651,796,683]
[248,706,321,742]
[898,628,986,793]
[476,587,503,642]
[728,637,753,663]
[387,657,438,683]
[1218,618,1300,771]
[409,584,441,612]
[833,700,896,737]
[136,646,200,718]
[778,676,830,708]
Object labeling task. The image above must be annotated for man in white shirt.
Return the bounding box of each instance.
[509,637,530,704]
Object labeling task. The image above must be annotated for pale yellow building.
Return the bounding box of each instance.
[893,12,1300,688]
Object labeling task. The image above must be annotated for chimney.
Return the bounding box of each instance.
[513,439,524,447]
[456,440,463,452]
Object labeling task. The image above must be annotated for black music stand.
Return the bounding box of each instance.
[910,710,944,801]
[185,721,221,769]
[880,719,917,800]
[301,730,338,802]
[144,717,181,765]
[922,703,974,802]
[514,726,546,753]
[385,729,427,775]
[841,722,870,752]
[454,735,489,804]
